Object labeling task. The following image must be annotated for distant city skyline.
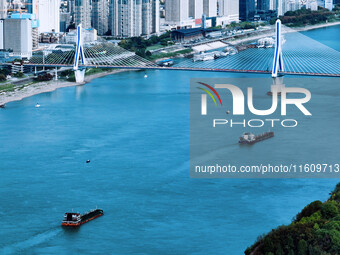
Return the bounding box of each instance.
[109,0,160,37]
[0,0,336,35]
[0,0,337,59]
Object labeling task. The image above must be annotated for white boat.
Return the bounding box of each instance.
[35,103,40,108]
[224,46,238,55]
[257,37,275,48]
[193,52,215,62]
[219,52,229,57]
[281,35,286,45]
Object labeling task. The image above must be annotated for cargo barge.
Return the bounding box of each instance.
[239,132,274,144]
[61,209,103,226]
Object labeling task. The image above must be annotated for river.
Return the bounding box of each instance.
[0,25,339,254]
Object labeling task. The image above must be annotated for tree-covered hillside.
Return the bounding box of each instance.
[245,183,340,255]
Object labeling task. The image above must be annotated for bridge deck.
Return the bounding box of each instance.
[26,27,340,77]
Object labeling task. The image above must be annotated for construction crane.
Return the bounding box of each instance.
[7,0,33,14]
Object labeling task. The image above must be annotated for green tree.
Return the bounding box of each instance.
[276,243,284,255]
[296,201,323,222]
[160,39,168,46]
[135,48,146,58]
[263,237,275,253]
[298,239,308,255]
[0,73,6,81]
[13,72,24,78]
[288,250,295,255]
[0,68,10,76]
[36,73,53,81]
[321,201,339,219]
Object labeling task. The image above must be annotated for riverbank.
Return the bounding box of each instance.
[295,21,340,31]
[229,21,340,45]
[1,21,339,107]
[0,69,131,106]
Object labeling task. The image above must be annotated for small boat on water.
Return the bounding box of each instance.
[35,103,40,108]
[61,209,103,226]
[193,51,215,62]
[239,132,274,144]
[257,37,275,48]
[224,46,238,55]
[157,59,174,67]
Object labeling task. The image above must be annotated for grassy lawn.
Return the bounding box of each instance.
[85,68,108,76]
[0,81,39,93]
[63,68,108,82]
[0,83,16,93]
[146,44,164,51]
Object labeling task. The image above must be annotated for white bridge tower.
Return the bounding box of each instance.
[74,24,86,83]
[270,19,285,94]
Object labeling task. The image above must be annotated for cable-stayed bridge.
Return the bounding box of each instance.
[26,22,340,82]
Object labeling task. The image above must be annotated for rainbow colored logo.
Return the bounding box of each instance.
[197,82,222,106]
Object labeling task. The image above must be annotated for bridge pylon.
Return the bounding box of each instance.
[73,24,86,83]
[271,19,285,94]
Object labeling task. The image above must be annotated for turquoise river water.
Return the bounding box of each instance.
[0,25,339,254]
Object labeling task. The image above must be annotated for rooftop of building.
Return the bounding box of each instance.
[172,28,204,34]
[171,27,221,35]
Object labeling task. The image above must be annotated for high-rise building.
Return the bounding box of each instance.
[10,13,39,49]
[152,0,160,33]
[34,0,60,33]
[60,11,72,32]
[109,0,141,37]
[142,0,153,35]
[277,0,300,15]
[306,0,318,10]
[239,0,255,21]
[217,0,239,24]
[166,0,238,28]
[27,0,33,13]
[67,0,75,13]
[285,0,300,12]
[74,0,91,29]
[257,0,270,11]
[269,0,277,10]
[325,0,333,10]
[109,0,159,37]
[189,0,203,19]
[203,0,217,17]
[3,18,32,58]
[108,0,117,35]
[0,19,4,49]
[92,0,109,35]
[0,0,7,19]
[165,0,189,23]
[269,0,298,14]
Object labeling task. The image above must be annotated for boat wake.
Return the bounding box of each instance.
[0,228,62,254]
